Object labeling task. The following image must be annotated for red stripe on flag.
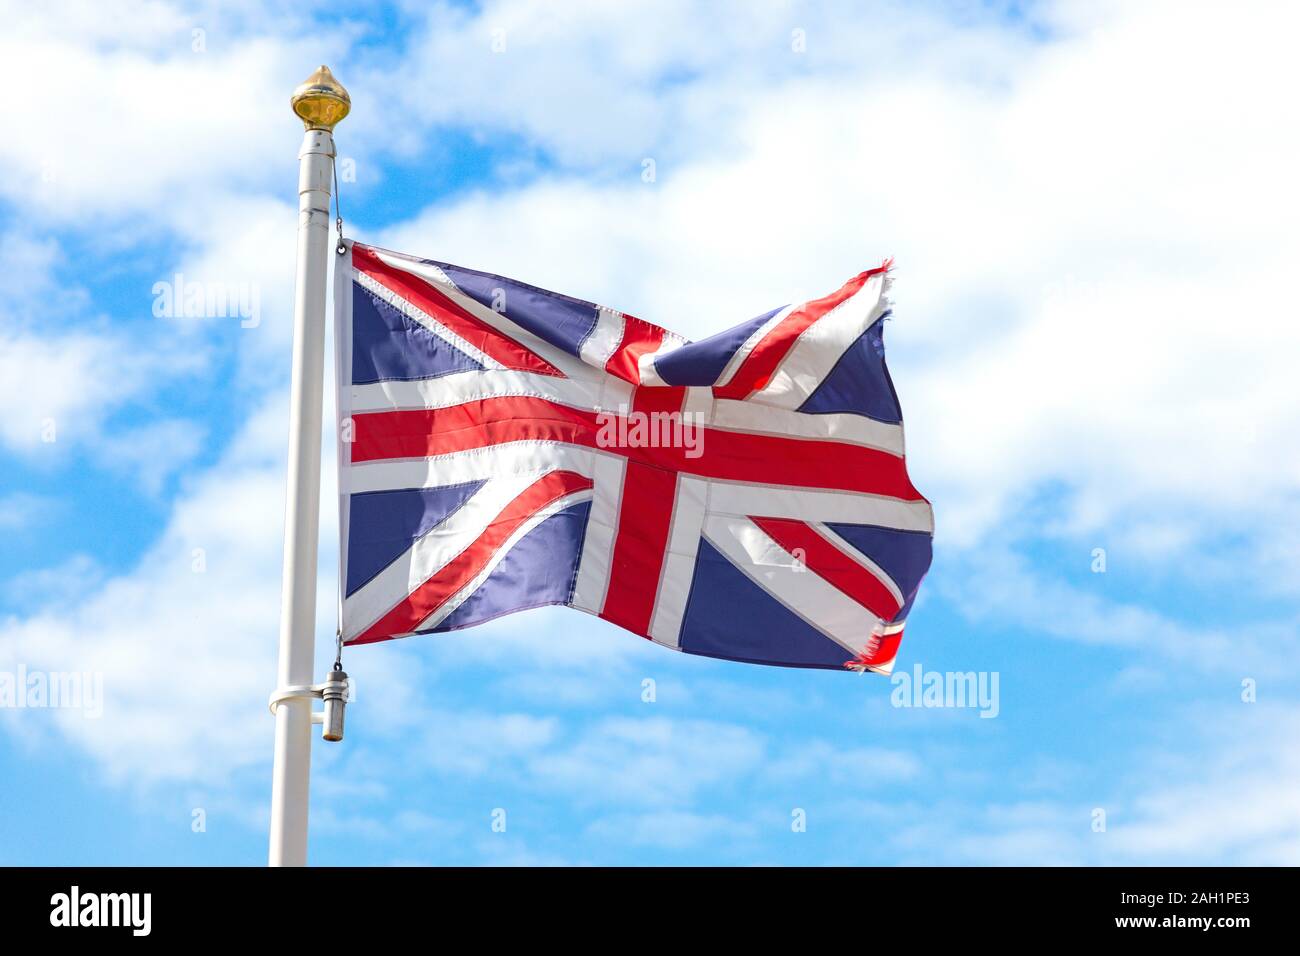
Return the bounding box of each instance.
[750,515,903,622]
[350,396,921,500]
[844,629,904,671]
[348,469,593,645]
[630,385,686,417]
[605,314,668,385]
[713,263,890,401]
[352,244,564,378]
[600,463,679,637]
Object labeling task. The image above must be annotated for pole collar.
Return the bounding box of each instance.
[268,670,351,716]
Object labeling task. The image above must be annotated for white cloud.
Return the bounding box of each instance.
[358,0,1035,167]
[1108,709,1300,865]
[94,418,208,494]
[371,1,1300,574]
[586,810,757,851]
[881,703,1300,865]
[0,492,55,531]
[0,321,210,488]
[0,1,347,221]
[526,716,766,807]
[0,328,145,451]
[415,710,561,777]
[0,393,302,784]
[766,739,921,787]
[0,239,210,490]
[2,554,104,611]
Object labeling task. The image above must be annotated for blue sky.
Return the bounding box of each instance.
[2,0,1298,865]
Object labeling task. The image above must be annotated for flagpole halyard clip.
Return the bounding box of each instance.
[268,668,350,742]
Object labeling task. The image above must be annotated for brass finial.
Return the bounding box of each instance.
[291,65,351,131]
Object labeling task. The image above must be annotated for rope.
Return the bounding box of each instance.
[332,152,346,255]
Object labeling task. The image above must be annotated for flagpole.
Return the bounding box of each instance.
[268,65,350,867]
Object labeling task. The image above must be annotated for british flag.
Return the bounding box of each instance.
[334,241,933,673]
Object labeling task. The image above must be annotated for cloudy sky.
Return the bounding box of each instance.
[1,0,1298,865]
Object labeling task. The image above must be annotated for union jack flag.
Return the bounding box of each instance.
[334,241,932,673]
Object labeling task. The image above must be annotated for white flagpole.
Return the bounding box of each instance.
[268,65,350,867]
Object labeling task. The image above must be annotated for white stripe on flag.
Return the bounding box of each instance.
[648,475,709,648]
[345,442,598,495]
[706,480,934,532]
[570,452,628,614]
[355,270,507,373]
[413,488,594,633]
[579,305,626,369]
[371,250,601,384]
[342,471,540,640]
[813,520,906,606]
[636,333,687,386]
[348,368,632,416]
[710,396,904,456]
[750,271,889,408]
[714,304,794,388]
[702,514,879,660]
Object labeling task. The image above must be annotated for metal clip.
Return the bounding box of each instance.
[320,667,349,742]
[268,669,351,742]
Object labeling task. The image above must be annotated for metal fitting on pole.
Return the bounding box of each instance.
[320,668,349,742]
[268,670,351,742]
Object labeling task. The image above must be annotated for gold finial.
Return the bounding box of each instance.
[291,65,351,131]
